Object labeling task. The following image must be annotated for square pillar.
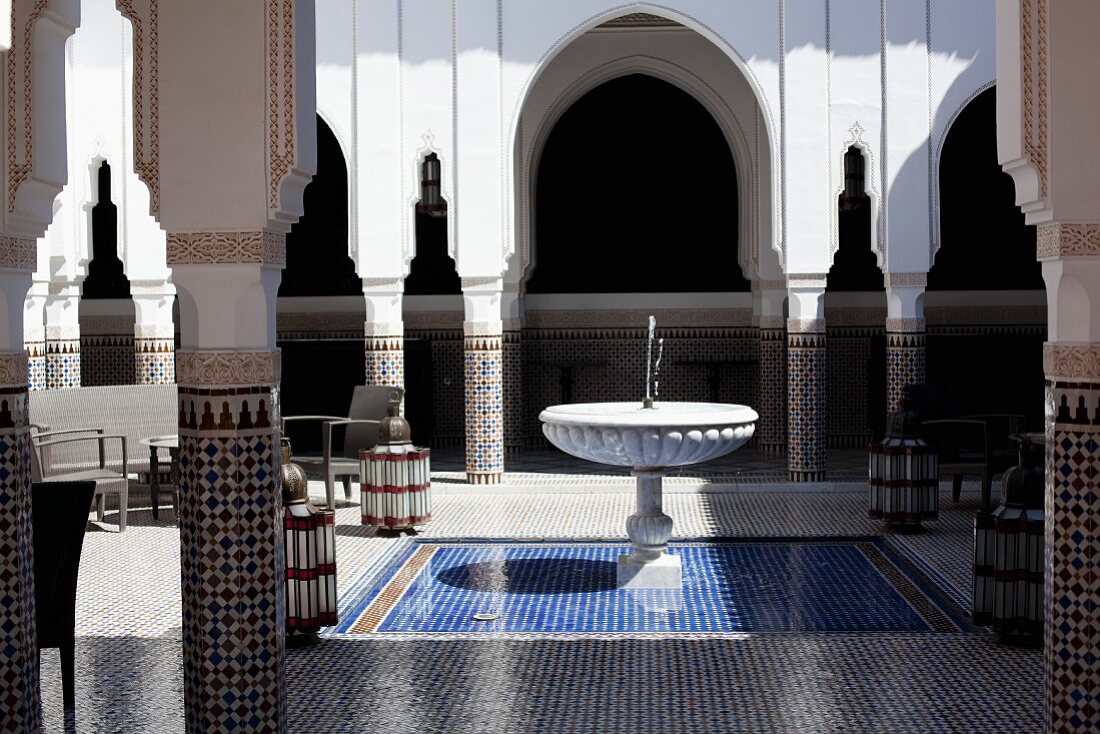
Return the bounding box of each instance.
[787,278,826,482]
[502,289,523,456]
[43,284,81,389]
[362,279,404,396]
[462,278,504,484]
[23,284,46,391]
[885,274,927,413]
[132,283,176,384]
[753,283,787,454]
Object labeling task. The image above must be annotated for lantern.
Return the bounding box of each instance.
[988,438,1044,643]
[868,399,939,528]
[281,438,338,645]
[416,152,446,217]
[361,406,432,530]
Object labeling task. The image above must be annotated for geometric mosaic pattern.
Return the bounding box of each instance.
[0,376,39,734]
[503,331,523,455]
[826,327,875,449]
[1044,380,1100,733]
[788,331,826,481]
[757,327,787,454]
[886,331,925,414]
[26,339,45,392]
[81,335,135,387]
[46,338,80,389]
[176,385,286,733]
[464,335,503,483]
[364,334,404,394]
[135,338,175,385]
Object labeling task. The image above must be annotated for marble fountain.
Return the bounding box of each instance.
[540,318,758,589]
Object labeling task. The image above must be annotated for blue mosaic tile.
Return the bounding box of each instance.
[337,539,963,635]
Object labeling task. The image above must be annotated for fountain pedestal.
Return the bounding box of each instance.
[539,401,758,590]
[619,469,680,588]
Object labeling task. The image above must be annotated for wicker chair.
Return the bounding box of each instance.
[283,385,404,509]
[921,413,1025,509]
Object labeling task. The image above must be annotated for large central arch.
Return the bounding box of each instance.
[510,13,780,286]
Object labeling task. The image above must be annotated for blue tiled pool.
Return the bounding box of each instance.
[336,539,962,635]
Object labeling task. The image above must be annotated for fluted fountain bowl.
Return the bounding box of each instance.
[540,402,758,469]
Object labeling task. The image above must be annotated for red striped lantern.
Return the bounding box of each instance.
[868,401,938,528]
[361,406,432,530]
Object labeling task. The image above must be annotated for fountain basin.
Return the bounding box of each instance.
[539,402,758,468]
[540,402,758,589]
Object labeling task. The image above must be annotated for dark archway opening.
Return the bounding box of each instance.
[279,116,359,297]
[827,147,883,292]
[928,86,1044,427]
[405,153,460,296]
[280,117,362,450]
[527,73,747,293]
[82,161,130,299]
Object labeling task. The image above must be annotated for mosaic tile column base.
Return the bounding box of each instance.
[788,330,826,482]
[45,338,80,389]
[25,340,44,392]
[758,327,787,455]
[364,334,404,392]
[136,338,175,385]
[1043,344,1100,733]
[0,353,39,733]
[886,329,926,414]
[176,352,285,734]
[464,335,503,484]
[503,330,523,456]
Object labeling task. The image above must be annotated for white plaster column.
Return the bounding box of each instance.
[363,278,404,395]
[753,281,787,454]
[0,1,79,729]
[462,277,504,484]
[884,273,927,413]
[131,282,175,384]
[43,283,81,389]
[997,4,1100,729]
[501,287,524,455]
[135,2,317,731]
[23,282,47,391]
[786,277,827,482]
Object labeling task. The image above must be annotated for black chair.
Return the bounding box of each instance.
[32,480,96,711]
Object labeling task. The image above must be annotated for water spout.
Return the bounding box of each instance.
[644,315,656,408]
[653,337,664,402]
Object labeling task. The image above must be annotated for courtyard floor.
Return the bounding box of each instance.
[40,449,1042,733]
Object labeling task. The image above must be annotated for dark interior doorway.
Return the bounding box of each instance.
[82,161,130,299]
[527,73,747,293]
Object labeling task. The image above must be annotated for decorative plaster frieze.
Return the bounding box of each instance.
[360,278,404,292]
[134,323,175,339]
[464,321,504,338]
[885,318,926,333]
[756,279,787,291]
[116,0,160,216]
[823,308,887,327]
[176,350,281,387]
[924,304,1046,326]
[277,311,363,332]
[166,230,286,265]
[884,272,928,288]
[1036,222,1100,259]
[787,274,828,290]
[363,321,404,338]
[5,1,50,215]
[45,324,80,341]
[403,311,464,331]
[597,12,681,28]
[0,352,29,387]
[266,0,296,211]
[757,315,786,330]
[460,276,504,292]
[79,315,136,335]
[1043,343,1100,381]
[0,236,36,269]
[1021,0,1049,201]
[787,318,826,334]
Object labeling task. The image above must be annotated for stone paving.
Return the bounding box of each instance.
[37,450,1042,733]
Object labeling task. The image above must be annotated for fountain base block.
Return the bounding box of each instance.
[617,552,682,589]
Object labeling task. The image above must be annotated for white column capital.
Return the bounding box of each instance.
[752,282,787,329]
[885,281,926,324]
[786,276,826,329]
[363,280,404,338]
[1042,256,1100,343]
[172,263,280,351]
[462,278,503,337]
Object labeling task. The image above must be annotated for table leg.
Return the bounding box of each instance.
[150,446,160,520]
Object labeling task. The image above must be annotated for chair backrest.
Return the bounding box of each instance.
[32,480,96,649]
[341,385,404,459]
[921,418,989,461]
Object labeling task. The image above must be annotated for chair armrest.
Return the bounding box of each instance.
[32,426,105,439]
[317,419,383,461]
[323,419,382,428]
[34,434,129,476]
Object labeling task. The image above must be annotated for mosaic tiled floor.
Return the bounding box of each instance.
[336,539,965,636]
[35,452,1042,733]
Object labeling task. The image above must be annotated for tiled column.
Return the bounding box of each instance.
[0,260,40,733]
[363,279,404,396]
[1038,235,1100,734]
[170,249,287,734]
[885,274,927,413]
[502,290,523,456]
[23,286,46,391]
[44,284,81,389]
[463,278,504,484]
[787,280,826,482]
[754,284,787,454]
[132,284,176,384]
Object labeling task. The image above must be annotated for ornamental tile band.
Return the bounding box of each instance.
[166,230,286,265]
[0,236,36,269]
[1043,343,1100,381]
[1036,221,1100,259]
